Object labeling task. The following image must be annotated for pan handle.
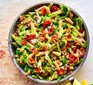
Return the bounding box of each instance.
[69,77,74,84]
[64,76,74,85]
[65,77,82,85]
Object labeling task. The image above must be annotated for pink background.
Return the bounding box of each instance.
[0,0,93,85]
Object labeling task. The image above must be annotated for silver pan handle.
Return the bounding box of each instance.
[69,77,74,84]
[64,76,74,85]
[65,77,82,85]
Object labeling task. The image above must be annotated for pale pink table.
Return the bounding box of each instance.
[0,0,93,85]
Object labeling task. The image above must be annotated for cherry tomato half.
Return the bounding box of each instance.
[50,5,59,12]
[21,40,27,45]
[43,20,51,29]
[57,69,65,76]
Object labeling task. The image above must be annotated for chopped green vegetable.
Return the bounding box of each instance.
[53,20,58,25]
[68,47,73,54]
[61,57,68,65]
[36,74,43,79]
[82,42,87,48]
[24,65,31,72]
[19,46,26,55]
[57,76,62,81]
[74,18,83,30]
[44,66,53,73]
[49,72,55,81]
[31,22,37,35]
[42,16,50,21]
[20,50,28,63]
[57,42,61,52]
[18,25,27,33]
[71,29,78,37]
[45,53,54,67]
[12,42,18,48]
[11,34,22,46]
[60,4,70,16]
[60,39,67,49]
[48,10,62,18]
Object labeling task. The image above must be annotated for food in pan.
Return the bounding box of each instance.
[11,3,87,81]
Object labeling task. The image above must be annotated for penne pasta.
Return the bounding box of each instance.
[28,53,35,58]
[54,61,60,70]
[58,20,62,28]
[52,51,61,57]
[36,52,45,57]
[27,42,34,48]
[65,17,73,25]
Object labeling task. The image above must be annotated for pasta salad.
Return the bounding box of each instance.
[11,3,87,81]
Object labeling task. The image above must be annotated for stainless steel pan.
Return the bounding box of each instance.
[8,2,89,84]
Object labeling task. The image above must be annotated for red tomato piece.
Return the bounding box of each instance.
[79,29,84,33]
[68,54,78,63]
[73,56,78,63]
[50,5,59,12]
[41,72,47,77]
[34,67,41,73]
[40,46,47,51]
[41,29,45,33]
[72,47,77,53]
[79,47,86,57]
[48,27,54,35]
[43,20,51,29]
[67,33,72,38]
[28,57,36,65]
[67,41,71,47]
[40,36,46,42]
[68,54,75,61]
[21,40,27,45]
[67,28,71,33]
[62,41,71,51]
[62,47,67,51]
[25,34,36,41]
[30,47,38,54]
[40,30,47,42]
[52,35,58,43]
[41,29,45,37]
[57,69,65,76]
[66,66,70,71]
[29,34,36,39]
[25,35,31,41]
[41,7,46,16]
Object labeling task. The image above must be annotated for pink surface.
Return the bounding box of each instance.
[0,0,93,85]
[0,44,34,85]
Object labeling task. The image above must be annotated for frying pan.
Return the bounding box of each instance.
[8,2,89,84]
